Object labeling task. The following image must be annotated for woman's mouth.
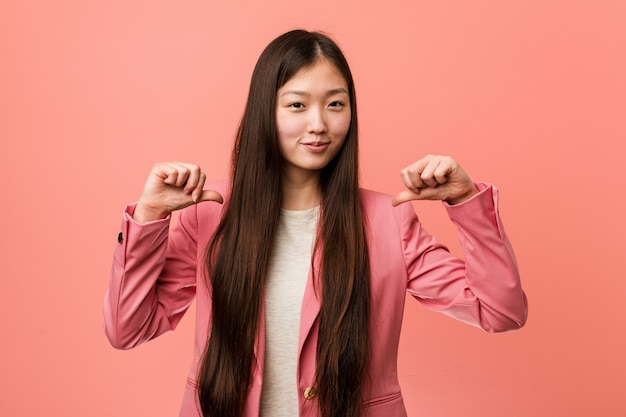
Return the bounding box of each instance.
[302,142,329,152]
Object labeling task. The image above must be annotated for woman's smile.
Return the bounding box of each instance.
[301,141,330,152]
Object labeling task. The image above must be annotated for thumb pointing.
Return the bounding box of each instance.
[392,189,420,207]
[194,189,224,204]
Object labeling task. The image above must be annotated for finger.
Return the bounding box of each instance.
[191,172,207,202]
[182,165,202,194]
[158,165,185,187]
[196,190,224,204]
[419,174,439,188]
[432,160,451,185]
[168,162,192,187]
[411,186,443,201]
[152,163,176,181]
[400,154,438,190]
[419,157,443,188]
[400,167,425,191]
[392,189,420,207]
[410,154,433,173]
[393,184,451,206]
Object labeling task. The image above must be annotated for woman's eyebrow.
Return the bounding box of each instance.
[327,87,349,96]
[279,87,349,97]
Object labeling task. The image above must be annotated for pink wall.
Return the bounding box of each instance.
[1,1,624,415]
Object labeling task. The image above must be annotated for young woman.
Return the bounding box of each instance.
[104,30,527,417]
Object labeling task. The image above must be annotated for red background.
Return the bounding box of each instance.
[1,1,624,415]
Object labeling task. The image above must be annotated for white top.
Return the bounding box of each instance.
[260,206,319,417]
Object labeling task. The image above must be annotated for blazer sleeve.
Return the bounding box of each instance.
[402,183,528,332]
[103,203,200,349]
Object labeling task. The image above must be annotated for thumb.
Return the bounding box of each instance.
[392,187,444,206]
[194,189,224,204]
[392,189,420,207]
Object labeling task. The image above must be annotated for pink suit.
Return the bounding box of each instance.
[104,181,527,417]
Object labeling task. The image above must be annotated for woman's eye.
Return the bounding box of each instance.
[329,101,344,108]
[289,102,304,109]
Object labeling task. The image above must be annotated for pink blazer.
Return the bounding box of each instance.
[104,181,527,417]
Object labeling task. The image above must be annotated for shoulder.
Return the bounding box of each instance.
[359,188,393,207]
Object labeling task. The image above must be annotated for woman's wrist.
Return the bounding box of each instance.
[133,201,170,223]
[445,185,479,205]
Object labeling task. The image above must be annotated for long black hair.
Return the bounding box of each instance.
[198,30,371,417]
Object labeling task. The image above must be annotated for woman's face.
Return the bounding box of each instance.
[275,59,351,182]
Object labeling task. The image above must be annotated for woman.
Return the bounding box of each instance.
[104,30,527,417]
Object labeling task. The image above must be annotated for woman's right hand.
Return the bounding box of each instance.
[133,162,224,223]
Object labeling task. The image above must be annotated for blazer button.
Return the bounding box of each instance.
[117,232,124,244]
[303,387,316,400]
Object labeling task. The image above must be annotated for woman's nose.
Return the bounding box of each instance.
[307,107,327,134]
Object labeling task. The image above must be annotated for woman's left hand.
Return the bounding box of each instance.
[392,154,479,207]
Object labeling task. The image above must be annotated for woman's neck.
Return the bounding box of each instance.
[281,172,322,210]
